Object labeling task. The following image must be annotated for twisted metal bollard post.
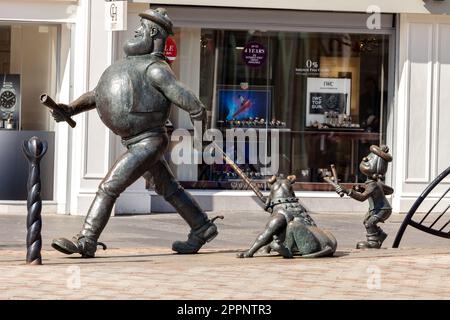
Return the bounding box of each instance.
[22,136,48,265]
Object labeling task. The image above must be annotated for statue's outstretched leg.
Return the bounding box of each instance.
[52,136,167,257]
[261,245,272,254]
[145,159,221,254]
[263,228,286,255]
[356,211,390,249]
[237,214,290,258]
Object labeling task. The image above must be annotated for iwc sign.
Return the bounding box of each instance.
[105,0,128,31]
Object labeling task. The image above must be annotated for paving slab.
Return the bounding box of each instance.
[0,211,449,299]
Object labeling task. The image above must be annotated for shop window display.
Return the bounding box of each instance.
[0,23,62,200]
[190,29,390,191]
[0,24,59,131]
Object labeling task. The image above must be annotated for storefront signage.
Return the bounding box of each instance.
[242,41,267,67]
[105,0,127,31]
[164,37,177,62]
[295,59,329,76]
[305,77,351,126]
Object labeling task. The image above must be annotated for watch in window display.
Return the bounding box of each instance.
[0,74,21,130]
[218,117,286,128]
[0,82,16,111]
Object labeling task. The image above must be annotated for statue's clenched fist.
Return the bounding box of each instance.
[51,103,71,122]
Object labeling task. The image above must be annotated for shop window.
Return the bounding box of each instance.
[189,29,391,191]
[0,24,59,131]
[0,23,64,201]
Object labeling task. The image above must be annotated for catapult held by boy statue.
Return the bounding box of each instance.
[44,7,393,259]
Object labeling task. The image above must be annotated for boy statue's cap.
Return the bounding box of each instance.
[139,8,174,35]
[370,145,392,162]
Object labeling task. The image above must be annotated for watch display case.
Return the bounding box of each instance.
[0,74,20,130]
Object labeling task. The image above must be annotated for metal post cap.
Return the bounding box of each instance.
[22,136,48,161]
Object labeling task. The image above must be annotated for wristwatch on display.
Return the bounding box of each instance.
[0,79,16,111]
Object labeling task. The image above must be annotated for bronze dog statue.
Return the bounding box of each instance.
[237,175,337,258]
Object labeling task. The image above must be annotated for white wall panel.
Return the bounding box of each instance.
[146,0,450,15]
[82,111,109,179]
[436,24,450,179]
[394,14,450,213]
[405,22,433,183]
[69,0,115,214]
[0,1,77,23]
[81,1,112,182]
[68,0,90,215]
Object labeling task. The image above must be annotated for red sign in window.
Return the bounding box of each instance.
[164,37,177,62]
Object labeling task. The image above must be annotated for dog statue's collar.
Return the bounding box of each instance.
[265,197,299,210]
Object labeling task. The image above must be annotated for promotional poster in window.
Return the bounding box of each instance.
[217,86,272,122]
[305,77,351,126]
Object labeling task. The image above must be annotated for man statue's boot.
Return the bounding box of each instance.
[166,189,223,254]
[356,230,387,249]
[172,217,222,254]
[51,191,113,258]
[51,234,107,258]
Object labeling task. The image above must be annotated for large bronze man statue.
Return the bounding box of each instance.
[51,8,220,258]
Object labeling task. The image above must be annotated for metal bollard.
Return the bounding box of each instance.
[22,136,48,265]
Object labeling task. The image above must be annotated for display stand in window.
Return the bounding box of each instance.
[305,77,361,130]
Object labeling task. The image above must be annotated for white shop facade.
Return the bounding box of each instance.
[0,0,449,215]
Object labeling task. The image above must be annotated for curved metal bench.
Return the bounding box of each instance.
[393,166,450,248]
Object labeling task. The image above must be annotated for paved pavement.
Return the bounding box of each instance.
[1,211,450,299]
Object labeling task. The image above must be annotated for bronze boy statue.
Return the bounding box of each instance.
[334,145,393,249]
[50,8,220,258]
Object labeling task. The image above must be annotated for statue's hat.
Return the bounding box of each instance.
[370,145,392,162]
[139,8,174,35]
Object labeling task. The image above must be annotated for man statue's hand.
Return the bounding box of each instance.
[200,111,207,134]
[51,103,72,123]
[190,108,208,133]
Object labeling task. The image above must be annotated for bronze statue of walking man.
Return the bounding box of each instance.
[50,8,220,257]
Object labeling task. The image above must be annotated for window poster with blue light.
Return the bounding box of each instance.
[217,86,272,122]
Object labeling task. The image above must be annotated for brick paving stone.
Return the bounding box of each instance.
[1,247,449,299]
[1,212,450,299]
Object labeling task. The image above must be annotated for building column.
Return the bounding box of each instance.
[69,0,116,215]
[393,13,450,213]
